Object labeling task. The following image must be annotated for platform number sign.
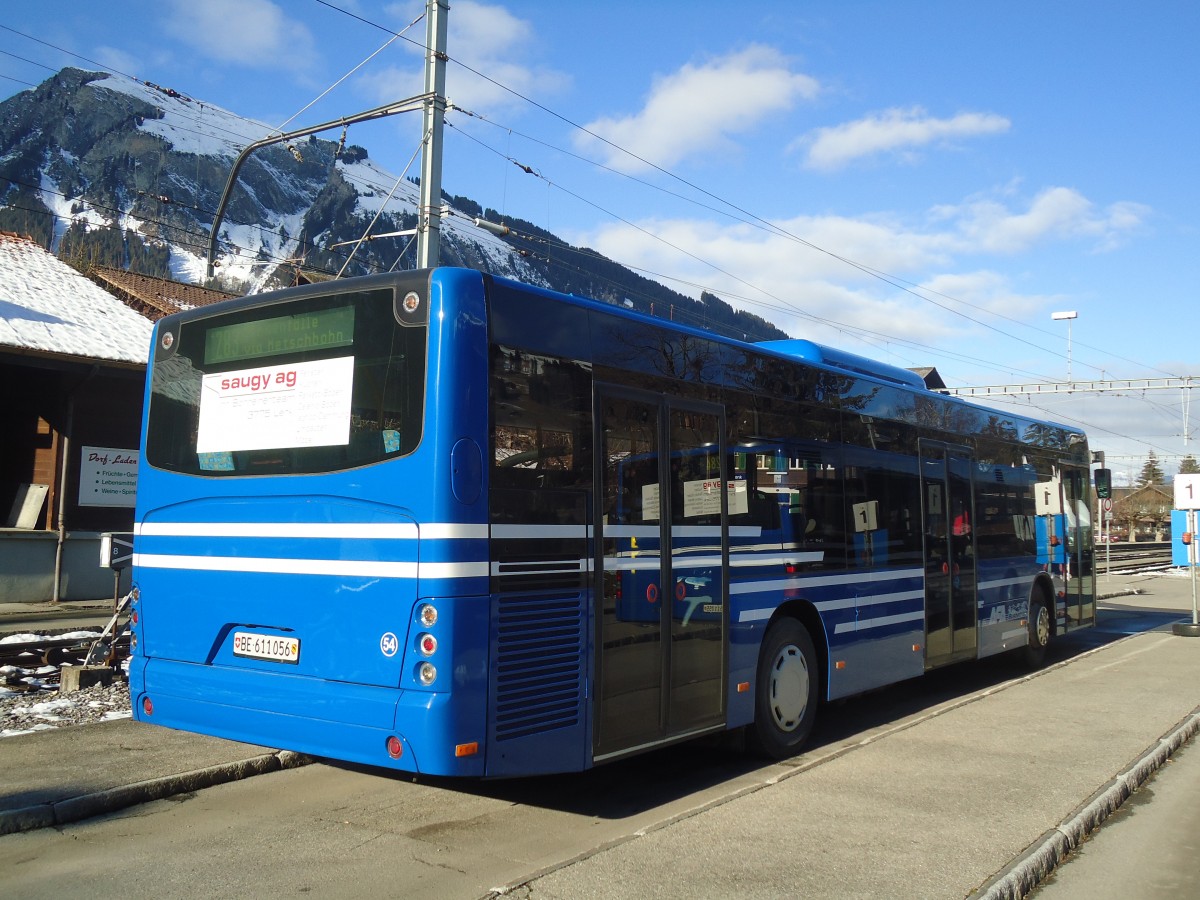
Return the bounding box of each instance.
[1175,475,1200,511]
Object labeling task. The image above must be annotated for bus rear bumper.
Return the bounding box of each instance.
[131,657,486,777]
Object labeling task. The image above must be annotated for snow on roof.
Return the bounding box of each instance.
[0,233,153,365]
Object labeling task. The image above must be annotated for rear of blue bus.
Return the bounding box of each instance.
[129,268,493,776]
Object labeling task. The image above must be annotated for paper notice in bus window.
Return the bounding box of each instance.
[683,479,723,518]
[727,480,748,516]
[196,356,354,453]
[640,483,660,522]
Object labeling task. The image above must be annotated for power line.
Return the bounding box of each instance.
[312,1,1177,386]
[0,14,1174,396]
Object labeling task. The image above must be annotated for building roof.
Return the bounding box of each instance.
[909,366,948,391]
[0,232,153,366]
[90,266,238,322]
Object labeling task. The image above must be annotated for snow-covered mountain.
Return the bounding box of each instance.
[0,67,785,340]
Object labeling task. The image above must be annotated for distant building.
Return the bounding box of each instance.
[1110,483,1172,541]
[89,266,237,321]
[909,367,948,392]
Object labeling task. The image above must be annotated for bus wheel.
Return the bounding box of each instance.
[749,618,818,759]
[1022,593,1051,668]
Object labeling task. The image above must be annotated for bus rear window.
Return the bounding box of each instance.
[146,287,426,476]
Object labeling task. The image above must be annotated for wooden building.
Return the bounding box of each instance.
[0,233,235,601]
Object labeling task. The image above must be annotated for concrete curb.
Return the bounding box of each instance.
[973,706,1200,899]
[0,750,310,837]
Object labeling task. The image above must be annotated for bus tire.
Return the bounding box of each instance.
[1022,592,1051,668]
[748,617,818,759]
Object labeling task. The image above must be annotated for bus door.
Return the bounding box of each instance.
[594,387,727,760]
[919,441,978,666]
[1062,467,1097,630]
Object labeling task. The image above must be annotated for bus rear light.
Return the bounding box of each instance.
[418,633,437,656]
[418,603,438,627]
[131,609,139,625]
[785,563,799,575]
[386,736,404,759]
[142,696,154,716]
[418,662,437,685]
[455,742,479,757]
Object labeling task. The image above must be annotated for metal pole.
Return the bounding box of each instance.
[203,94,432,280]
[1176,509,1200,636]
[1191,509,1198,626]
[1067,318,1073,383]
[417,0,449,269]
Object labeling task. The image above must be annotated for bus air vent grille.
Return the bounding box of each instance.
[493,592,584,741]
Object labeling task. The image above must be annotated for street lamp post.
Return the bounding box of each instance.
[1051,310,1078,382]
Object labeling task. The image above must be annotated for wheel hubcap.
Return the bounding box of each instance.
[1036,605,1051,647]
[769,643,810,732]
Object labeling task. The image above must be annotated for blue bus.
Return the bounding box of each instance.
[129,268,1099,776]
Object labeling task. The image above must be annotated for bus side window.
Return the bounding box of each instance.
[747,490,780,531]
[785,495,810,546]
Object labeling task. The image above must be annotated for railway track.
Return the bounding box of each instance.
[1,605,131,694]
[1095,541,1173,572]
[0,632,130,690]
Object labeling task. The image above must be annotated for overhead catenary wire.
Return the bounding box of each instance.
[310,2,1173,389]
[0,14,1169,385]
[336,130,428,277]
[268,9,425,139]
[0,19,1098,375]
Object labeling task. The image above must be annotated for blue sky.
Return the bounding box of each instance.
[2,0,1198,482]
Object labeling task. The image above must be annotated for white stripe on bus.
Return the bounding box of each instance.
[133,522,491,540]
[735,568,925,622]
[133,553,488,579]
[833,610,925,634]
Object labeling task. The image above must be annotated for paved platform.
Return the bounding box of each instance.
[1,571,1198,899]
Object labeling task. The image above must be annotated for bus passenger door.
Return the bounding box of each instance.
[594,388,727,761]
[1062,469,1097,630]
[920,442,978,666]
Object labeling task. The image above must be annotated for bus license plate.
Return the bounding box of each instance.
[231,631,300,664]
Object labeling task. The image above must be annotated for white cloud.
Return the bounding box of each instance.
[367,1,569,112]
[162,0,317,73]
[939,187,1151,254]
[566,182,1139,348]
[568,213,972,344]
[800,106,1010,171]
[918,270,1056,323]
[577,45,820,173]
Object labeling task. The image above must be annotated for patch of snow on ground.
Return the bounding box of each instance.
[0,628,131,737]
